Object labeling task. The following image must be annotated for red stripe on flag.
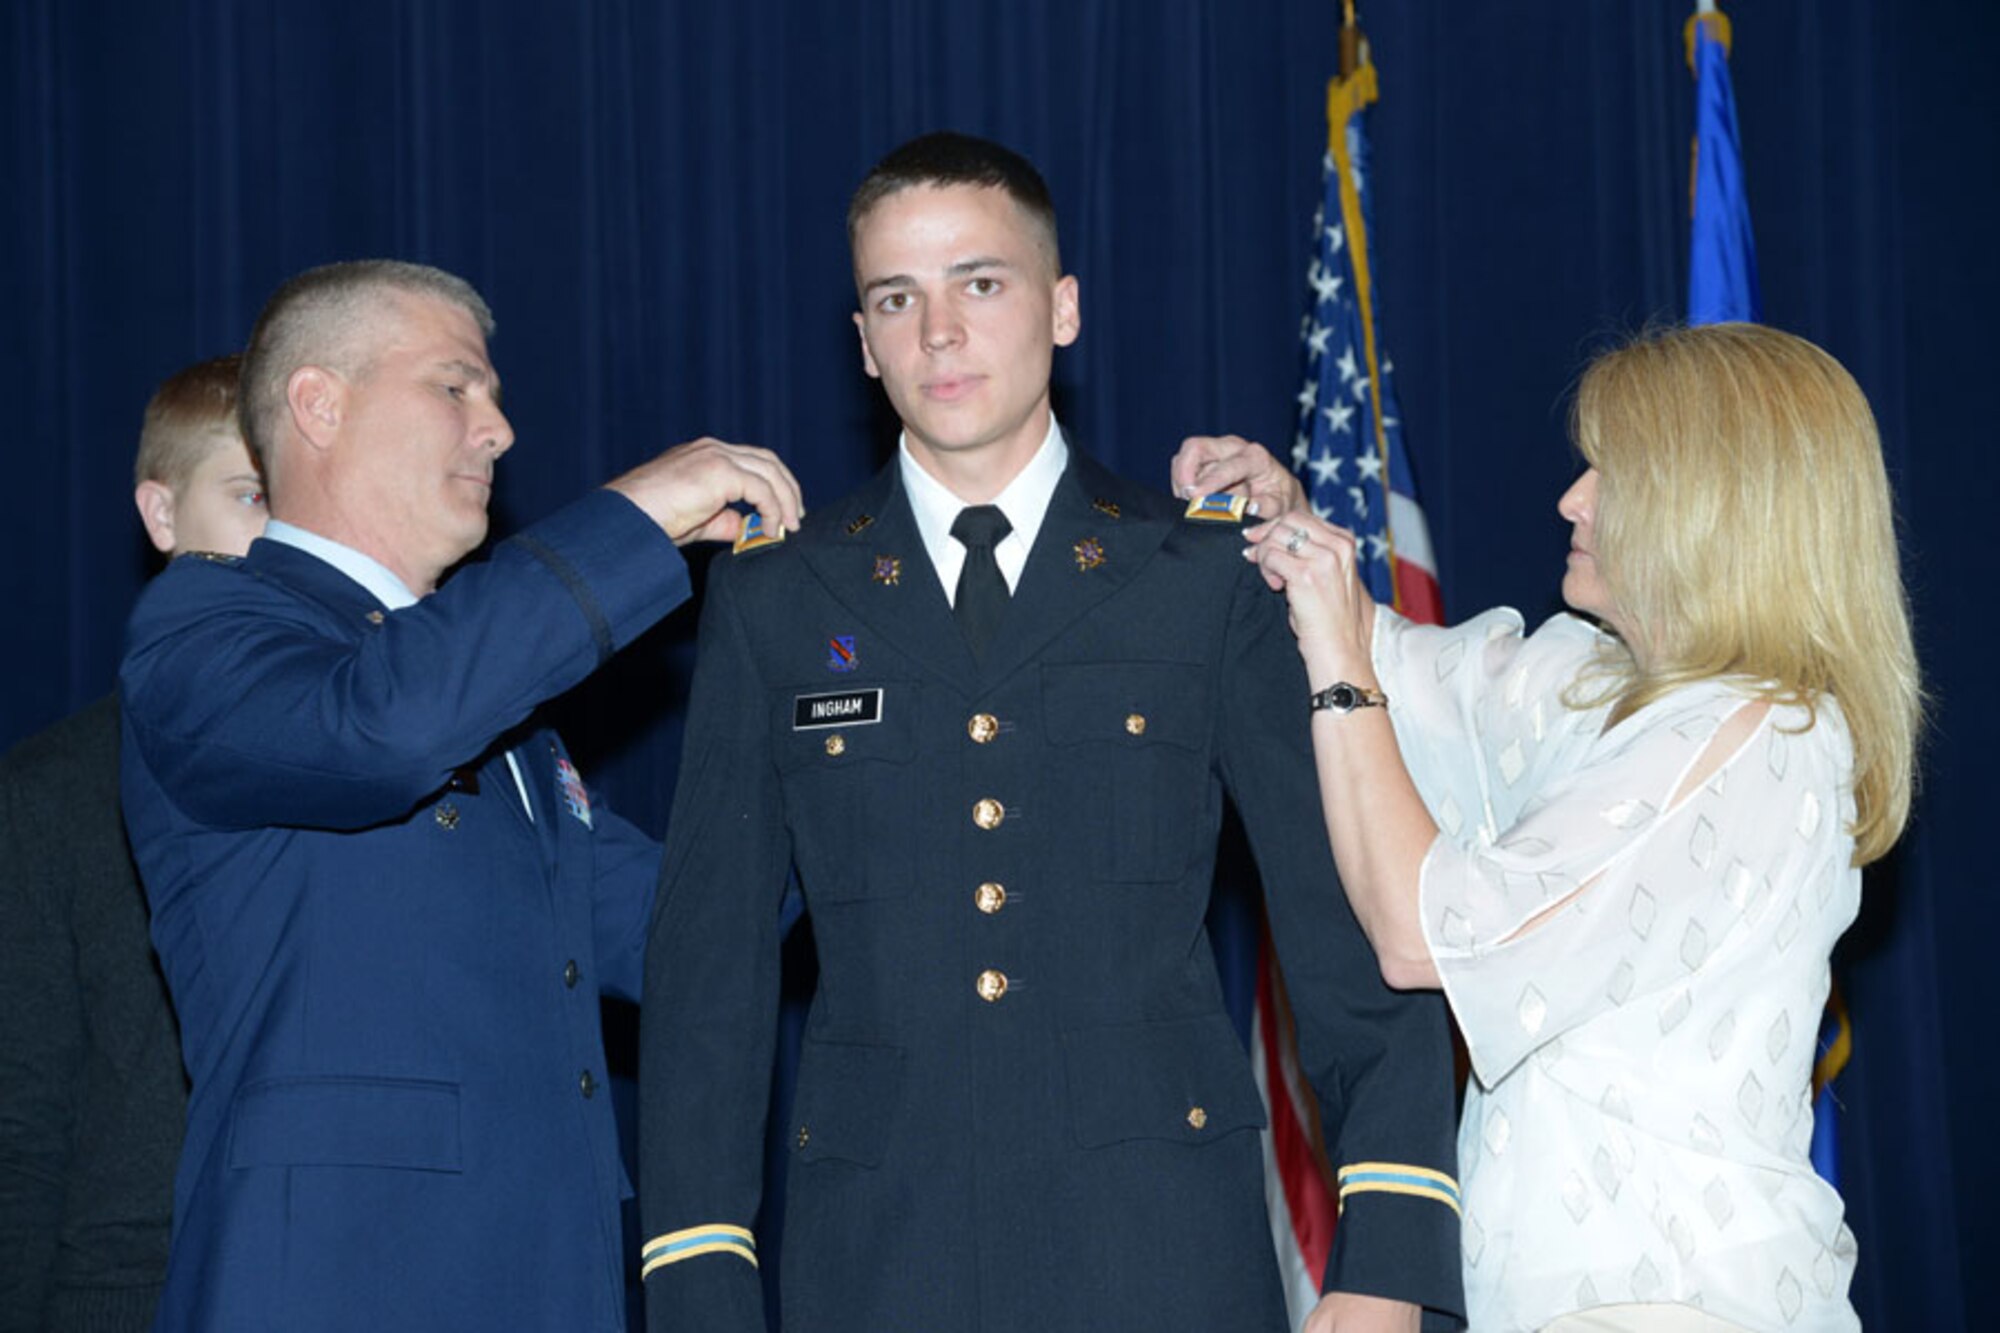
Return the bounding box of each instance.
[1255,935,1338,1284]
[1393,558,1443,626]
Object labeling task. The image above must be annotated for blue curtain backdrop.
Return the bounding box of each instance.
[5,2,1992,1327]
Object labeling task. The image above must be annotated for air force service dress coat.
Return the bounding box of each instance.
[641,452,1465,1332]
[119,492,686,1333]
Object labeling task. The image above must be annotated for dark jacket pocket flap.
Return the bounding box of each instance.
[791,1038,905,1168]
[1042,661,1208,752]
[228,1075,463,1173]
[1063,1013,1268,1149]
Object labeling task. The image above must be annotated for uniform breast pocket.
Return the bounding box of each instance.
[1042,661,1211,883]
[774,683,921,903]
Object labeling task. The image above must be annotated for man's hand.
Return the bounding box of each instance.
[1169,434,1305,518]
[607,437,805,547]
[1303,1291,1423,1333]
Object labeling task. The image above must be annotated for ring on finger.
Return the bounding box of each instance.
[1284,526,1310,555]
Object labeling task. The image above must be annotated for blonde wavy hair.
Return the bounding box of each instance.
[1569,323,1920,865]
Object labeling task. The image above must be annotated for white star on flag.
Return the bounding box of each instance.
[1367,533,1391,562]
[1306,324,1332,358]
[1356,448,1384,483]
[1334,346,1359,385]
[1321,399,1356,434]
[1295,380,1318,414]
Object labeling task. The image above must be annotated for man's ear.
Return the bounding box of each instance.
[852,311,882,380]
[287,366,345,450]
[134,480,178,555]
[1051,274,1081,348]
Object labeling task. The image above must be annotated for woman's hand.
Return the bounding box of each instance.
[1243,510,1380,690]
[1170,435,1307,518]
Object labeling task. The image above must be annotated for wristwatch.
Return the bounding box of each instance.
[1309,681,1388,713]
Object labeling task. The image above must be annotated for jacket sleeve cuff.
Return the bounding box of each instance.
[505,489,690,662]
[1321,1187,1467,1325]
[641,1226,765,1333]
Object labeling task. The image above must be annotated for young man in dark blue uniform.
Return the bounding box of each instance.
[640,135,1463,1332]
[119,261,801,1333]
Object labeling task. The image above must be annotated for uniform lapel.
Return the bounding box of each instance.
[793,465,982,689]
[972,451,1171,689]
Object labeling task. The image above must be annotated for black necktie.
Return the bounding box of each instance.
[950,504,1013,660]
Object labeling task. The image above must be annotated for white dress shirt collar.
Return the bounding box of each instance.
[261,520,420,611]
[897,416,1068,603]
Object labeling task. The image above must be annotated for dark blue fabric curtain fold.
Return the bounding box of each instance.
[4,3,1989,1327]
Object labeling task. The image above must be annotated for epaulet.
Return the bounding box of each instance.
[1182,493,1249,524]
[173,550,244,566]
[731,512,787,556]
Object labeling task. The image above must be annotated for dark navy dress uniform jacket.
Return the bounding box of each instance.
[641,452,1464,1332]
[120,492,686,1333]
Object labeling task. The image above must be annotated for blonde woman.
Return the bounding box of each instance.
[1220,325,1918,1332]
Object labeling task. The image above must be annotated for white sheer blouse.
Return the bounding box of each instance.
[1373,607,1861,1333]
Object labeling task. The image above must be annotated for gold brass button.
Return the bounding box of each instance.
[1187,1106,1208,1130]
[824,733,846,757]
[976,969,1009,1002]
[974,881,1007,915]
[796,1125,810,1149]
[972,798,1005,830]
[967,713,999,744]
[1125,713,1147,736]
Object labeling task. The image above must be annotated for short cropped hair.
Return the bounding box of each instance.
[1569,322,1921,865]
[239,260,495,465]
[134,354,246,489]
[847,131,1061,275]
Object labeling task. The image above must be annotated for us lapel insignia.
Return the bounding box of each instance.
[1074,537,1106,572]
[434,801,460,830]
[1184,493,1249,523]
[1091,497,1121,519]
[828,635,859,673]
[554,757,594,828]
[733,512,785,555]
[872,555,902,586]
[846,514,876,536]
[365,609,386,625]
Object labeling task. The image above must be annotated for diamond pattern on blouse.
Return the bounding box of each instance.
[1797,789,1823,839]
[1628,884,1657,939]
[1483,1105,1512,1157]
[1434,637,1466,680]
[1602,797,1657,829]
[1463,1213,1486,1267]
[1813,1245,1840,1297]
[1766,1011,1792,1064]
[1775,902,1803,952]
[1704,1175,1736,1229]
[1707,1010,1737,1062]
[1680,920,1710,971]
[1776,1266,1804,1322]
[1606,960,1635,1005]
[1690,1113,1725,1154]
[1436,791,1464,837]
[1575,1276,1601,1310]
[1632,1253,1664,1301]
[1561,1170,1592,1223]
[1591,1144,1624,1201]
[1666,1211,1697,1262]
[1738,1071,1766,1127]
[1600,1082,1633,1123]
[1498,739,1527,785]
[1438,906,1473,951]
[1517,983,1549,1035]
[1689,814,1718,870]
[1659,987,1693,1034]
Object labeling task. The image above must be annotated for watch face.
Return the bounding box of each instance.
[1330,683,1360,710]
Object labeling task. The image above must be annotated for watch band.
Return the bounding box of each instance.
[1309,681,1388,713]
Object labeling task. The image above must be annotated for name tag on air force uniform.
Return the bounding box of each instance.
[793,688,884,730]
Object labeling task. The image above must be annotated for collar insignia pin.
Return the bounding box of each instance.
[846,514,876,536]
[1074,537,1106,572]
[872,555,901,586]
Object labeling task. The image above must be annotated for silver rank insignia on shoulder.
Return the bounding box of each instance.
[733,512,785,555]
[846,514,876,535]
[872,556,901,586]
[1073,537,1106,571]
[1091,497,1121,518]
[1184,493,1249,523]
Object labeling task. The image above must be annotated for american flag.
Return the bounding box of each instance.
[1257,33,1442,1327]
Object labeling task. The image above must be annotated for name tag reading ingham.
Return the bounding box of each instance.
[793,688,884,730]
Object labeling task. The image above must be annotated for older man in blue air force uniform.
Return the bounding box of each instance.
[118,260,801,1333]
[640,134,1464,1333]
